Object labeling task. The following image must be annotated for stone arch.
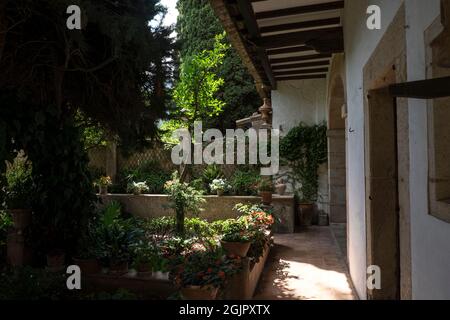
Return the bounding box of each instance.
[327,54,347,224]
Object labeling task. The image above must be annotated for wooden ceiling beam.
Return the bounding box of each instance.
[270,54,332,65]
[236,0,277,89]
[266,45,312,56]
[257,27,343,52]
[274,68,329,76]
[255,1,344,20]
[276,74,327,81]
[272,60,330,70]
[260,17,341,34]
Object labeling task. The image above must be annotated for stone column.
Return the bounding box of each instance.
[327,129,346,223]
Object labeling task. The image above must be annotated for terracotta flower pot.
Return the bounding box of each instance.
[298,203,314,227]
[73,257,101,275]
[8,209,32,230]
[181,285,219,300]
[109,261,128,275]
[221,240,251,257]
[259,191,273,205]
[46,252,66,272]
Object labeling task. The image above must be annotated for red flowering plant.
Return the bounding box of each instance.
[233,203,275,230]
[173,249,241,289]
[233,204,275,263]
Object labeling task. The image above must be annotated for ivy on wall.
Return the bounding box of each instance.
[280,122,328,203]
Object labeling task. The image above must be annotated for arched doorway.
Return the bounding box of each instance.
[327,75,347,224]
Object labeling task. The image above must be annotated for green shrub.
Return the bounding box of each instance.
[0,267,77,300]
[118,160,171,194]
[201,164,224,193]
[3,151,34,209]
[90,201,142,265]
[230,168,260,196]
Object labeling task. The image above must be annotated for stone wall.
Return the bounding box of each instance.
[98,194,296,234]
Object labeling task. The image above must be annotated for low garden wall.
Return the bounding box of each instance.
[85,244,271,300]
[99,194,295,233]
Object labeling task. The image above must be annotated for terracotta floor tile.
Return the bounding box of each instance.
[253,226,356,300]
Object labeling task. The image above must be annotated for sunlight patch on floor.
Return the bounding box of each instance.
[272,259,354,300]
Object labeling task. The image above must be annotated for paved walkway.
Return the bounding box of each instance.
[254,226,356,300]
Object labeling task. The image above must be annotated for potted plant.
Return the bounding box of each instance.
[73,221,101,275]
[257,178,274,205]
[152,255,170,280]
[127,181,150,195]
[275,178,287,195]
[174,250,240,300]
[96,176,112,195]
[131,240,156,276]
[4,151,34,230]
[280,123,328,227]
[92,201,139,275]
[164,172,206,236]
[209,178,231,196]
[220,218,252,257]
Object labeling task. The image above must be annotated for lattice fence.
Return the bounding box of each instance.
[117,145,176,172]
[88,141,259,179]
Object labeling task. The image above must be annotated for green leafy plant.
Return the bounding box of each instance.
[3,151,34,209]
[164,172,206,236]
[131,239,158,270]
[221,218,252,243]
[201,165,224,193]
[91,202,141,265]
[119,160,171,194]
[280,122,327,203]
[230,168,260,196]
[0,267,77,300]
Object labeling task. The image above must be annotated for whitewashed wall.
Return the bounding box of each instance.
[343,0,403,299]
[405,0,450,300]
[344,0,450,299]
[271,79,329,212]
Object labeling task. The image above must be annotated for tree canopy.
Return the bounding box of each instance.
[176,0,261,131]
[0,0,175,150]
[173,33,228,124]
[0,0,175,255]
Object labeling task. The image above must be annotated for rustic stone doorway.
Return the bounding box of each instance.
[363,4,411,300]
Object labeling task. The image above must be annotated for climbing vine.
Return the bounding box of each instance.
[280,122,328,203]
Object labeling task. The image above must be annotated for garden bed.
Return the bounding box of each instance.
[83,243,270,300]
[99,194,295,233]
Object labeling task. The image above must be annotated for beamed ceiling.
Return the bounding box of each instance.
[210,0,344,96]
